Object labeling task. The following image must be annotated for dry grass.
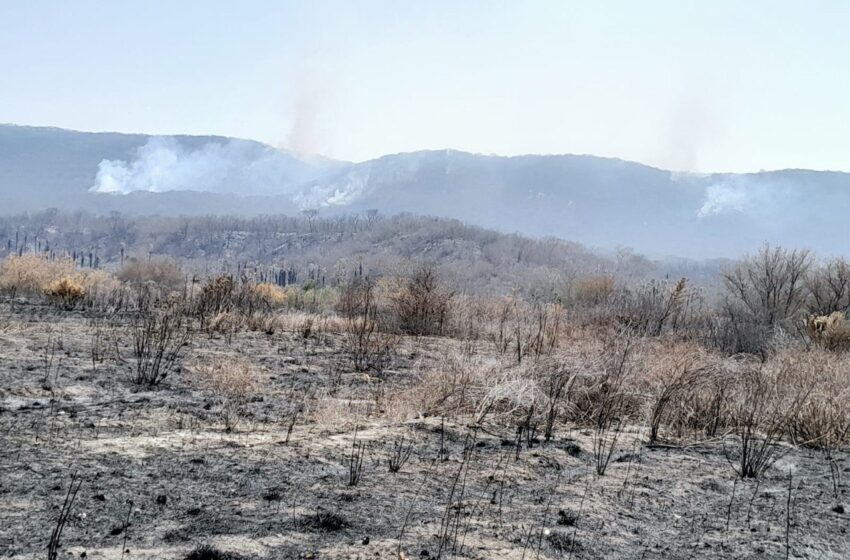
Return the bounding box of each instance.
[787,349,850,451]
[44,276,86,309]
[806,311,850,351]
[272,311,347,335]
[3,247,849,482]
[0,254,76,297]
[309,395,376,433]
[250,282,288,307]
[726,353,817,478]
[0,254,111,312]
[116,257,184,291]
[572,275,615,306]
[189,354,259,432]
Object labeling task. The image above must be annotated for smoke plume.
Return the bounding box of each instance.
[697,176,798,220]
[90,137,325,196]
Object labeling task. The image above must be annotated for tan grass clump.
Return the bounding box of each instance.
[309,395,375,433]
[117,257,183,291]
[43,276,86,309]
[205,311,243,340]
[573,275,615,306]
[272,311,347,335]
[806,312,850,351]
[250,282,288,307]
[190,355,258,432]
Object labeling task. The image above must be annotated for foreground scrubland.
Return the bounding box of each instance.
[2,213,850,559]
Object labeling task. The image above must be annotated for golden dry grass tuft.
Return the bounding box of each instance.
[806,311,850,351]
[250,282,288,307]
[43,276,86,309]
[189,354,259,432]
[0,255,76,296]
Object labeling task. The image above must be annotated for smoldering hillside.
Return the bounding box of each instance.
[3,124,850,259]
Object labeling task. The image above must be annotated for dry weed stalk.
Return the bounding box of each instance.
[348,426,367,486]
[47,471,82,560]
[589,332,636,476]
[728,353,817,479]
[645,345,709,443]
[387,436,415,473]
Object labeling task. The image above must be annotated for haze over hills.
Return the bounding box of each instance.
[2,124,849,259]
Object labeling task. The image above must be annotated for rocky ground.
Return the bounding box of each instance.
[1,302,849,559]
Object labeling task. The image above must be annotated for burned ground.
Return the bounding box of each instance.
[1,302,848,559]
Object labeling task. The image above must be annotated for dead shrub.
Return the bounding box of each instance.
[244,313,280,335]
[117,257,184,291]
[310,396,373,433]
[386,436,415,473]
[474,365,542,426]
[184,545,246,560]
[515,300,563,364]
[491,297,518,355]
[791,393,850,451]
[401,351,490,420]
[643,343,713,443]
[195,276,277,329]
[389,264,453,336]
[130,305,192,386]
[272,311,346,335]
[537,358,577,442]
[720,245,812,354]
[482,298,563,363]
[196,275,236,326]
[338,277,396,371]
[300,510,349,532]
[615,278,696,336]
[647,352,736,441]
[205,311,243,342]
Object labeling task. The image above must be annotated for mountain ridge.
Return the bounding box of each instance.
[2,124,849,259]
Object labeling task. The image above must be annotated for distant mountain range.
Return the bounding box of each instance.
[2,123,849,259]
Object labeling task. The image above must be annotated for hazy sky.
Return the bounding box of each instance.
[2,1,849,172]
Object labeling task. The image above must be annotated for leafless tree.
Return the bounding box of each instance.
[806,257,850,315]
[722,244,811,327]
[720,244,812,353]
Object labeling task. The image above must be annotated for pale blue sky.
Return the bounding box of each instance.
[2,1,849,172]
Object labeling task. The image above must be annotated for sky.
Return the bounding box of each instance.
[1,1,849,172]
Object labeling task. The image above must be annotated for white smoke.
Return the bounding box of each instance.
[697,176,797,219]
[698,180,751,217]
[292,165,370,209]
[90,137,325,196]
